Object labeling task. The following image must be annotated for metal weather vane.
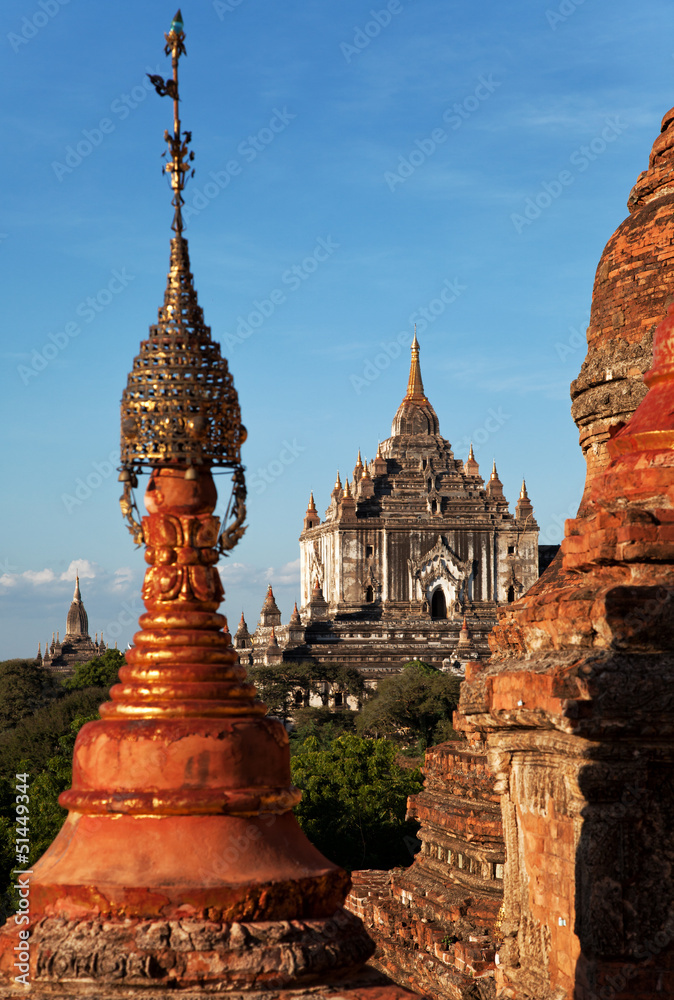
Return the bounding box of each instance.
[118,9,247,553]
[147,10,194,234]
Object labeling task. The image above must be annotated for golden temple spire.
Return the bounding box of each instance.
[405,327,426,401]
[119,10,247,557]
[146,9,192,236]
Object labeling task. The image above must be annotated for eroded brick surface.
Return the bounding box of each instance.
[347,741,503,1000]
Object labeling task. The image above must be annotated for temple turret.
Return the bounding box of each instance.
[264,625,283,665]
[515,478,536,524]
[338,477,357,522]
[359,464,375,499]
[486,461,506,502]
[331,471,342,501]
[464,443,480,478]
[287,601,305,646]
[390,332,440,439]
[233,611,251,645]
[373,441,387,477]
[65,574,89,637]
[455,615,477,667]
[303,491,320,530]
[259,583,282,627]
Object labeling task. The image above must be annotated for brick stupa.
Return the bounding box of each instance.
[456,115,674,998]
[0,12,418,999]
[347,105,674,1000]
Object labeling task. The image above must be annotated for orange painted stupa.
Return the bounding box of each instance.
[0,12,415,998]
[572,105,674,508]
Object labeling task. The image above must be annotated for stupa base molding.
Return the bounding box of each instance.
[0,909,396,996]
[0,966,416,1000]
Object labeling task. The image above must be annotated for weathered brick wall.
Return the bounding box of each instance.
[347,740,504,1000]
[571,106,674,507]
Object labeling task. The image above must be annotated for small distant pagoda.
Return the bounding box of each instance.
[37,574,107,674]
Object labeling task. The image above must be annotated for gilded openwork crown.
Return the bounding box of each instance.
[119,10,246,476]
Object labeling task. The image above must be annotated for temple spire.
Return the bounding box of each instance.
[406,327,426,401]
[73,573,81,602]
[148,9,192,237]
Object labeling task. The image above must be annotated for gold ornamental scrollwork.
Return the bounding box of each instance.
[219,467,247,555]
[119,480,145,547]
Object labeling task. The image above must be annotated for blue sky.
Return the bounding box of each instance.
[1,0,672,657]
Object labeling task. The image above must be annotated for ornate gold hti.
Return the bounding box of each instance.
[118,9,246,553]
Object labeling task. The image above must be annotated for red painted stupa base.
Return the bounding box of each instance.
[0,469,399,995]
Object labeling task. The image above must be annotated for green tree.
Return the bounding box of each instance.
[249,661,365,722]
[0,687,110,782]
[290,734,423,871]
[289,706,357,754]
[248,663,305,721]
[356,661,462,748]
[63,648,125,691]
[0,713,97,923]
[0,659,59,734]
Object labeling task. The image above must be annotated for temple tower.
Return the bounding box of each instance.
[294,335,540,673]
[39,574,105,674]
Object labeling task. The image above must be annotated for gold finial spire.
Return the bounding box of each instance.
[520,478,528,499]
[469,443,475,461]
[119,9,247,554]
[491,460,498,479]
[406,329,426,401]
[146,10,193,236]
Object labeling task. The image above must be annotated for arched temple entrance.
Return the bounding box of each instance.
[431,588,447,620]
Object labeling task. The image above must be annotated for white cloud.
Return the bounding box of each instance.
[111,567,135,590]
[59,559,98,581]
[218,558,301,590]
[22,569,57,585]
[0,574,15,589]
[264,559,301,586]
